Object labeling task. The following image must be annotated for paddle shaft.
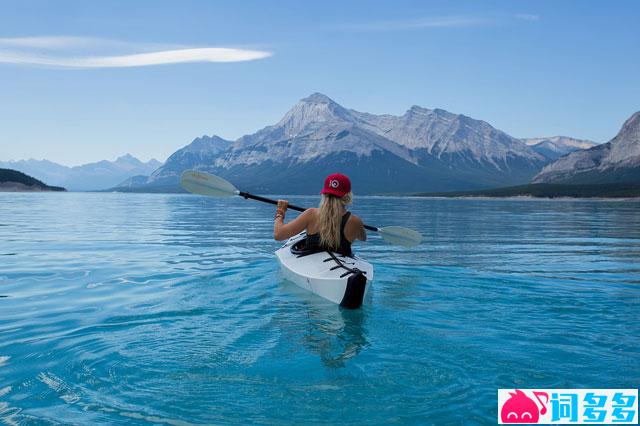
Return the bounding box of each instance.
[238,191,379,232]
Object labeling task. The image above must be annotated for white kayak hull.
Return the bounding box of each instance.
[275,232,374,307]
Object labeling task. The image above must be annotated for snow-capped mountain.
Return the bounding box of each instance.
[533,111,640,184]
[523,136,597,161]
[353,105,543,164]
[131,93,551,194]
[145,135,232,187]
[0,154,162,191]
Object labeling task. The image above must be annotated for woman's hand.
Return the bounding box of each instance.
[276,199,288,219]
[274,199,289,240]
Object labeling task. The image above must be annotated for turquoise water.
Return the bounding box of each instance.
[1,193,639,425]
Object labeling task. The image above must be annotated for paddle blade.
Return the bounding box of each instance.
[180,170,239,197]
[377,226,422,247]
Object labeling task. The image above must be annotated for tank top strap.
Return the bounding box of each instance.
[340,211,352,234]
[339,212,353,257]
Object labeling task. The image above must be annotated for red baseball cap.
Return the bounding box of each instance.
[320,173,351,197]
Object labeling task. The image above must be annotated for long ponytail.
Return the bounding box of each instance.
[317,192,353,250]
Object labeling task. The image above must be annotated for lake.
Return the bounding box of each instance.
[1,193,639,424]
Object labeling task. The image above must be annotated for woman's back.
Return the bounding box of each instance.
[305,210,355,256]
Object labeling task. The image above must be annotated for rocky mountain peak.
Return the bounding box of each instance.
[115,153,142,166]
[275,93,354,136]
[607,110,640,164]
[619,111,640,136]
[185,135,231,152]
[402,106,456,124]
[407,105,431,114]
[524,136,597,149]
[300,92,337,104]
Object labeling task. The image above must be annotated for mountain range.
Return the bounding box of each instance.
[534,111,640,184]
[120,93,596,194]
[0,154,161,191]
[6,93,634,195]
[522,136,597,161]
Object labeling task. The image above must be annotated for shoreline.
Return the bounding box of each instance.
[412,195,640,201]
[2,191,639,201]
[0,183,66,192]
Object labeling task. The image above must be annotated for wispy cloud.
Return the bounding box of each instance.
[339,14,541,32]
[0,36,112,49]
[515,14,540,22]
[340,16,492,31]
[0,36,272,68]
[0,48,272,68]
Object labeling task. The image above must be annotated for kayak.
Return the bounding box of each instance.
[275,232,374,308]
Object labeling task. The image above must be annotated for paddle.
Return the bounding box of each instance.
[180,170,422,247]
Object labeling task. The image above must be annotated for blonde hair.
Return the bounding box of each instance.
[318,192,353,250]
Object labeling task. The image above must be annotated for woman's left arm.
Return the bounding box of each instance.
[273,201,311,241]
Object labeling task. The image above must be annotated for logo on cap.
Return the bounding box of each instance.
[330,179,339,188]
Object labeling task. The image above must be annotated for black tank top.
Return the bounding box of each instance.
[305,212,353,257]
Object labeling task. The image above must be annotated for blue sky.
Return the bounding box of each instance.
[1,0,639,165]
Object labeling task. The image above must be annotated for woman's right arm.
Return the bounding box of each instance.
[274,206,312,241]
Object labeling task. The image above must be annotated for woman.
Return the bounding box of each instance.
[273,173,366,257]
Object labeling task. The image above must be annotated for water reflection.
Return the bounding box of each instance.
[303,303,370,369]
[278,279,370,368]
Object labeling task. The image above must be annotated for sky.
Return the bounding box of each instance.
[0,0,639,166]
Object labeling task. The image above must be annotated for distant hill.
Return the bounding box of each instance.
[116,93,554,194]
[113,174,151,189]
[0,154,162,191]
[522,136,597,161]
[0,168,66,192]
[416,183,640,199]
[533,111,640,184]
